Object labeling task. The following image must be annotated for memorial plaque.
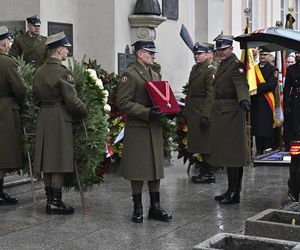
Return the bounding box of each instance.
[0,20,26,37]
[162,0,179,20]
[118,53,135,75]
[48,22,73,56]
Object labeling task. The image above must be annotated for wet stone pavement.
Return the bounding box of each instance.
[0,156,293,250]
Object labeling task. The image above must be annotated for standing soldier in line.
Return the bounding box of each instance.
[33,32,88,215]
[184,42,216,184]
[208,34,251,205]
[117,40,172,223]
[283,50,300,202]
[251,49,278,156]
[9,15,47,67]
[0,26,27,205]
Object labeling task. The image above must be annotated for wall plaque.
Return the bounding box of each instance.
[162,0,179,20]
[118,45,135,75]
[48,22,73,56]
[0,20,26,36]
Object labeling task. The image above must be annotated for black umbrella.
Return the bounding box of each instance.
[234,26,300,51]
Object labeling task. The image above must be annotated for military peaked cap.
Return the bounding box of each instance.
[26,15,41,25]
[192,42,209,53]
[132,40,157,53]
[214,33,234,49]
[46,32,72,49]
[0,26,10,41]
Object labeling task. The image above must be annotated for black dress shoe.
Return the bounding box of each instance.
[0,193,18,206]
[191,174,215,184]
[148,205,173,222]
[219,192,240,205]
[288,190,299,202]
[46,200,75,215]
[214,190,230,201]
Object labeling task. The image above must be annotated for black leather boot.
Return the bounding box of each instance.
[46,188,74,215]
[215,167,232,201]
[148,192,172,222]
[132,193,143,223]
[192,162,216,184]
[0,178,18,206]
[45,187,52,212]
[219,168,242,205]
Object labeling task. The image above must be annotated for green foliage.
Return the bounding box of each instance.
[18,58,38,174]
[65,61,109,191]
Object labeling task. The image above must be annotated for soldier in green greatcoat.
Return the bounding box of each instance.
[9,15,47,67]
[0,26,27,206]
[117,40,172,223]
[208,34,251,205]
[33,32,87,215]
[183,42,216,184]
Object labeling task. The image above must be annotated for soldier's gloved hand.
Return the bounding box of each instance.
[239,100,251,112]
[200,116,209,129]
[150,106,165,119]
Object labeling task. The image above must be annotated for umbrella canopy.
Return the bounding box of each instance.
[234,27,300,51]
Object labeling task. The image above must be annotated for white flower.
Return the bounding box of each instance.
[103,96,108,103]
[95,79,104,89]
[107,127,110,133]
[103,90,109,97]
[104,104,111,112]
[87,69,98,80]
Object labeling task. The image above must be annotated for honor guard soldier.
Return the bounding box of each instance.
[208,34,250,205]
[0,26,27,205]
[9,15,47,67]
[183,42,216,184]
[117,40,172,223]
[251,48,278,156]
[33,32,88,215]
[283,50,300,202]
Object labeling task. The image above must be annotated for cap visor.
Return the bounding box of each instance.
[63,42,72,47]
[143,48,158,53]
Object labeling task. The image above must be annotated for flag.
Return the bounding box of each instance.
[274,50,286,126]
[240,17,257,95]
[105,141,114,158]
[241,48,258,95]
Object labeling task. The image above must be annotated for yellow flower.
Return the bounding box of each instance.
[182,138,187,145]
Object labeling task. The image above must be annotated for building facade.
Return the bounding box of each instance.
[0,0,299,94]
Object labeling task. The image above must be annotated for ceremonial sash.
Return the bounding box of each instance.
[254,64,276,126]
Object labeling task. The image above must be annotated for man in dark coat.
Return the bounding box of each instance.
[208,34,250,205]
[117,40,172,223]
[251,49,278,156]
[33,32,87,215]
[9,15,47,67]
[283,50,300,202]
[183,42,216,184]
[0,26,27,206]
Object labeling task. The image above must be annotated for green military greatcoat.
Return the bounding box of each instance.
[0,53,26,169]
[208,53,250,167]
[117,61,164,181]
[33,58,87,175]
[184,60,215,154]
[9,32,47,67]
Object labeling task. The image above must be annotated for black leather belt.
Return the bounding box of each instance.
[0,93,13,99]
[40,100,65,107]
[191,93,207,98]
